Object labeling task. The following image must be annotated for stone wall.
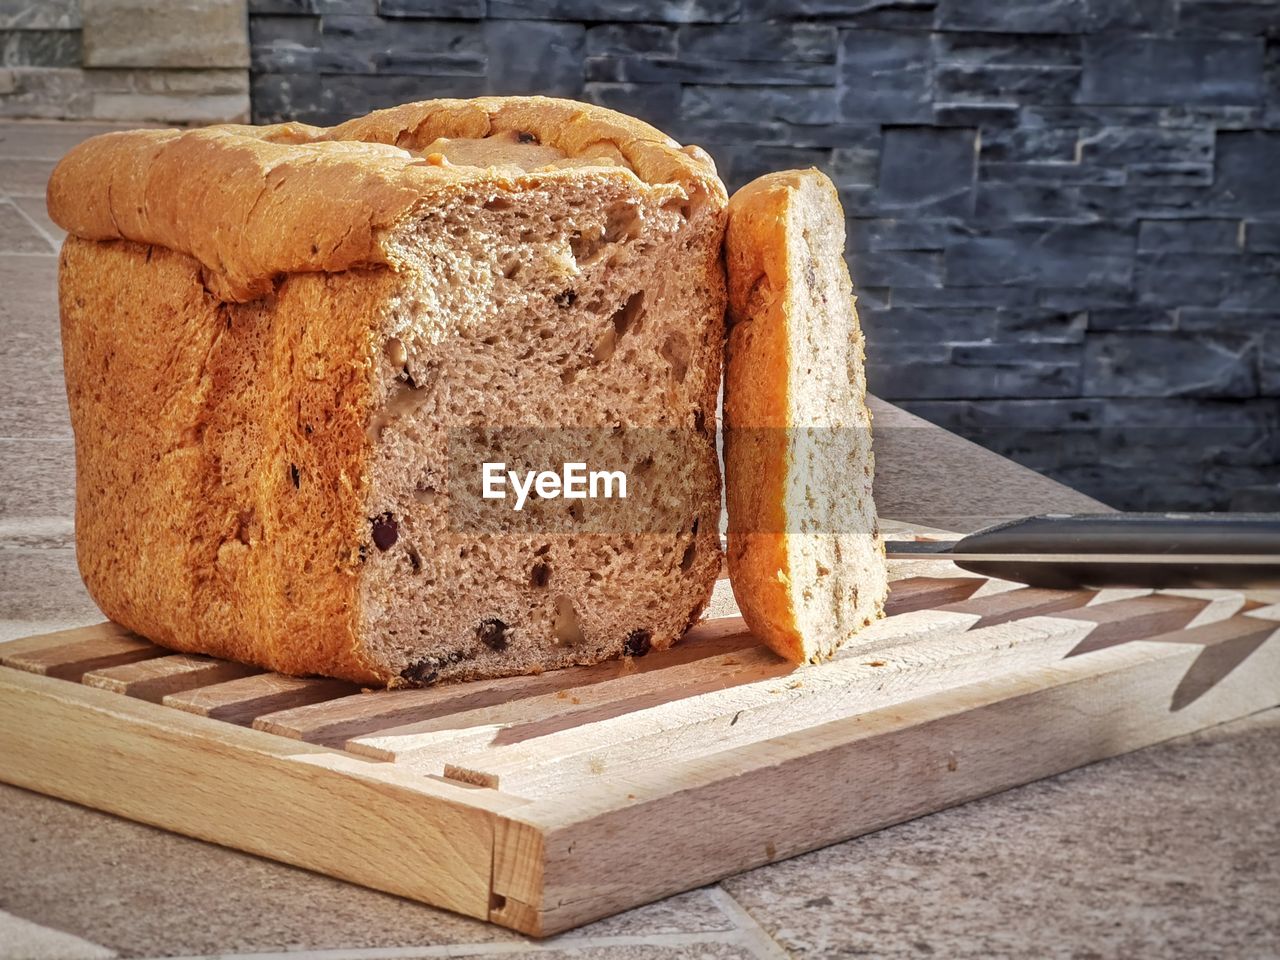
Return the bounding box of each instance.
[248,0,1280,511]
[6,0,1274,510]
[0,0,249,122]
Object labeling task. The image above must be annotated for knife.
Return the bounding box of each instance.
[885,513,1280,590]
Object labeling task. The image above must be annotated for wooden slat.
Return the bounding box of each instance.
[257,617,757,747]
[1164,614,1280,710]
[498,613,1280,935]
[164,673,358,725]
[884,576,986,616]
[941,586,1097,629]
[1163,589,1248,630]
[364,585,1112,780]
[806,582,1086,662]
[347,643,791,764]
[0,621,136,659]
[1086,587,1153,606]
[437,612,1098,795]
[263,579,993,747]
[437,591,1242,796]
[82,655,262,703]
[1051,594,1213,656]
[1247,600,1280,619]
[882,523,968,585]
[880,519,962,540]
[682,615,753,645]
[0,666,519,920]
[489,818,545,931]
[0,627,164,681]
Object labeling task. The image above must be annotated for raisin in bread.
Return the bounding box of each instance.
[723,169,887,663]
[49,97,726,686]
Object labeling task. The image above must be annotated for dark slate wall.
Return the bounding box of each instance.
[249,0,1280,511]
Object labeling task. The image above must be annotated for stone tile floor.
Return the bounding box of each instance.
[1,120,1277,960]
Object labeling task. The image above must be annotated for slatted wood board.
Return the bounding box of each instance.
[2,574,1278,936]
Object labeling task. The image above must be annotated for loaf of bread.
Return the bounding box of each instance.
[48,97,727,686]
[723,169,888,663]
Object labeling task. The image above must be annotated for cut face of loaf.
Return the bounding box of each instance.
[51,97,727,686]
[723,168,888,663]
[363,170,724,684]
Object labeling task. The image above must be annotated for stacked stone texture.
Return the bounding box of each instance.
[0,0,249,122]
[246,1,1275,509]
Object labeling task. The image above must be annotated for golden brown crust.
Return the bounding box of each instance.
[46,96,725,303]
[61,236,388,684]
[723,171,806,663]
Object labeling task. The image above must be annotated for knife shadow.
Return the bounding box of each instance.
[1170,625,1273,712]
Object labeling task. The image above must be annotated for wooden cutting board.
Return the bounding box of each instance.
[1,573,1277,936]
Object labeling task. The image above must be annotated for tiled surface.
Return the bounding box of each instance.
[0,911,115,960]
[0,783,766,958]
[0,156,62,195]
[0,199,56,252]
[0,254,72,440]
[12,194,64,243]
[0,120,1276,960]
[0,545,94,623]
[0,122,131,159]
[724,708,1280,960]
[0,438,76,519]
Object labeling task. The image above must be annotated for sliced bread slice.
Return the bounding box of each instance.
[723,168,888,663]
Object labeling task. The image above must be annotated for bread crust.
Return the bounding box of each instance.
[46,96,725,303]
[60,237,387,684]
[723,173,804,662]
[724,169,884,663]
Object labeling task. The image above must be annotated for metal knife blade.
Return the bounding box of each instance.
[884,513,1280,590]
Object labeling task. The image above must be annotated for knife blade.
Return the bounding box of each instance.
[884,513,1280,590]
